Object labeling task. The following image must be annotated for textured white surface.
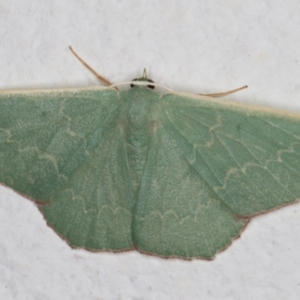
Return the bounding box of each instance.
[0,0,300,299]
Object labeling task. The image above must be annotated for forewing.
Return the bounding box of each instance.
[160,93,300,217]
[132,92,300,259]
[0,88,135,251]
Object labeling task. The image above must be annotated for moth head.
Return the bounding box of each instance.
[130,68,155,89]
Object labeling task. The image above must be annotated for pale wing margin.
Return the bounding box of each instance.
[161,93,300,217]
[132,95,247,259]
[0,88,135,250]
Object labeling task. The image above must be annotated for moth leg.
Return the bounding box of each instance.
[199,85,247,97]
[69,46,118,90]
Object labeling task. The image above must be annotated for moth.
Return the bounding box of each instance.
[0,48,299,259]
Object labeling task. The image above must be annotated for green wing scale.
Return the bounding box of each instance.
[1,83,300,259]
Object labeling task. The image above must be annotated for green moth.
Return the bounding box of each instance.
[1,58,299,260]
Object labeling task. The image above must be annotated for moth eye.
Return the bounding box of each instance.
[130,78,138,88]
[147,79,155,89]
